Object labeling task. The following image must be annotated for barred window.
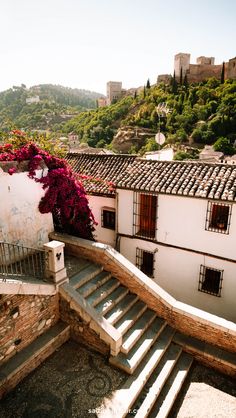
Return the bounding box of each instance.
[205,201,232,234]
[198,265,223,297]
[136,248,155,277]
[101,208,116,230]
[133,193,157,240]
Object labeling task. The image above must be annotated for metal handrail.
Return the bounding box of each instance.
[0,241,46,281]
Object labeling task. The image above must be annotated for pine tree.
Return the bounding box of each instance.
[146,78,151,89]
[221,62,225,84]
[134,90,137,99]
[171,71,178,94]
[180,67,183,85]
[143,86,146,98]
[183,74,188,88]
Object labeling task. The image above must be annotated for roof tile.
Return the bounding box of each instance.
[65,154,236,202]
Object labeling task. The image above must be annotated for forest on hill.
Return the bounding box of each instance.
[0,84,103,132]
[63,78,236,156]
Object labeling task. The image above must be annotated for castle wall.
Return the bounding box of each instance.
[187,63,222,83]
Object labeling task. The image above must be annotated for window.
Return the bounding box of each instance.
[205,201,232,234]
[133,193,157,240]
[101,208,116,230]
[198,265,223,297]
[136,248,155,277]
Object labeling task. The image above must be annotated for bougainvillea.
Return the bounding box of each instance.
[0,136,97,240]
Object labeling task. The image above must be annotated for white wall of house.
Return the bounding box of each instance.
[88,195,116,247]
[157,195,236,260]
[0,168,53,248]
[119,236,236,322]
[117,189,134,236]
[117,189,236,322]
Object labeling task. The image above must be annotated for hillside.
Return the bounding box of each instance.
[63,78,236,156]
[0,84,103,131]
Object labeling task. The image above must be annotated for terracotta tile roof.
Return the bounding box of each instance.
[65,153,136,196]
[117,159,236,202]
[65,154,236,201]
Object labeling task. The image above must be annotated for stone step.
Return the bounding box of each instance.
[95,286,129,315]
[69,263,103,289]
[104,293,139,325]
[86,277,120,307]
[129,344,182,418]
[114,300,147,336]
[77,271,111,298]
[109,318,168,374]
[148,352,193,418]
[121,310,159,354]
[0,321,70,400]
[97,326,175,418]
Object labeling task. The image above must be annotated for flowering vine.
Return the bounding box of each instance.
[0,138,97,240]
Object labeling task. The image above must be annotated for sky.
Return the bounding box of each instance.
[0,0,236,95]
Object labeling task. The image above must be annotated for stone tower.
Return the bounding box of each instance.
[174,53,191,77]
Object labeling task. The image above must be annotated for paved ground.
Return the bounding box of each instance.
[0,340,235,418]
[169,363,236,418]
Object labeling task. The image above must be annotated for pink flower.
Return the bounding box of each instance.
[8,167,17,175]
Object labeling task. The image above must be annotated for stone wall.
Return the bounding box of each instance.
[0,293,59,366]
[50,233,236,355]
[60,296,109,356]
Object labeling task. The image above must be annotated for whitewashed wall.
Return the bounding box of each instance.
[119,236,236,322]
[117,189,236,322]
[157,195,236,260]
[88,195,116,247]
[0,168,53,248]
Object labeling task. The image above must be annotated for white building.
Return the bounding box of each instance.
[26,96,40,104]
[65,154,236,322]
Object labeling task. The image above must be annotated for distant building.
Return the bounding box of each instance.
[199,145,224,163]
[68,132,80,151]
[26,96,40,104]
[145,147,174,161]
[97,97,107,108]
[157,53,236,84]
[106,81,122,105]
[174,53,236,83]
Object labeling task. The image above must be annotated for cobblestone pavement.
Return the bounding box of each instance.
[0,340,235,418]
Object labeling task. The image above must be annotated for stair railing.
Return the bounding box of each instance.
[0,241,47,281]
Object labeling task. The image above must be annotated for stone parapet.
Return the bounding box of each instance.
[50,232,236,355]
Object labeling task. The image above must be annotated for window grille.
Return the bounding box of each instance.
[101,208,116,230]
[198,265,223,297]
[133,193,157,240]
[205,201,232,234]
[136,248,155,277]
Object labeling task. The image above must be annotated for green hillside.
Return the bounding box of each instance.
[0,84,103,131]
[63,78,236,156]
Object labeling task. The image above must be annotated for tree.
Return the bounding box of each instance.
[213,137,235,155]
[183,74,188,88]
[221,62,225,84]
[146,79,151,89]
[180,67,183,85]
[171,71,178,94]
[143,86,146,98]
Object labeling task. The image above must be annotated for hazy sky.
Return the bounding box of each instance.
[0,0,235,95]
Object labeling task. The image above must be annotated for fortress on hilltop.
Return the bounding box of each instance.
[158,52,236,83]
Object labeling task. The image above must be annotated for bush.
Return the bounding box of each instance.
[213,137,235,155]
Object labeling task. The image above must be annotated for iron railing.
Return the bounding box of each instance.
[0,241,46,281]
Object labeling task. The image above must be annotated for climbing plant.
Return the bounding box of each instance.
[0,131,97,240]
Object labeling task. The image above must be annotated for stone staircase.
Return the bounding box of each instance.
[69,262,194,418]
